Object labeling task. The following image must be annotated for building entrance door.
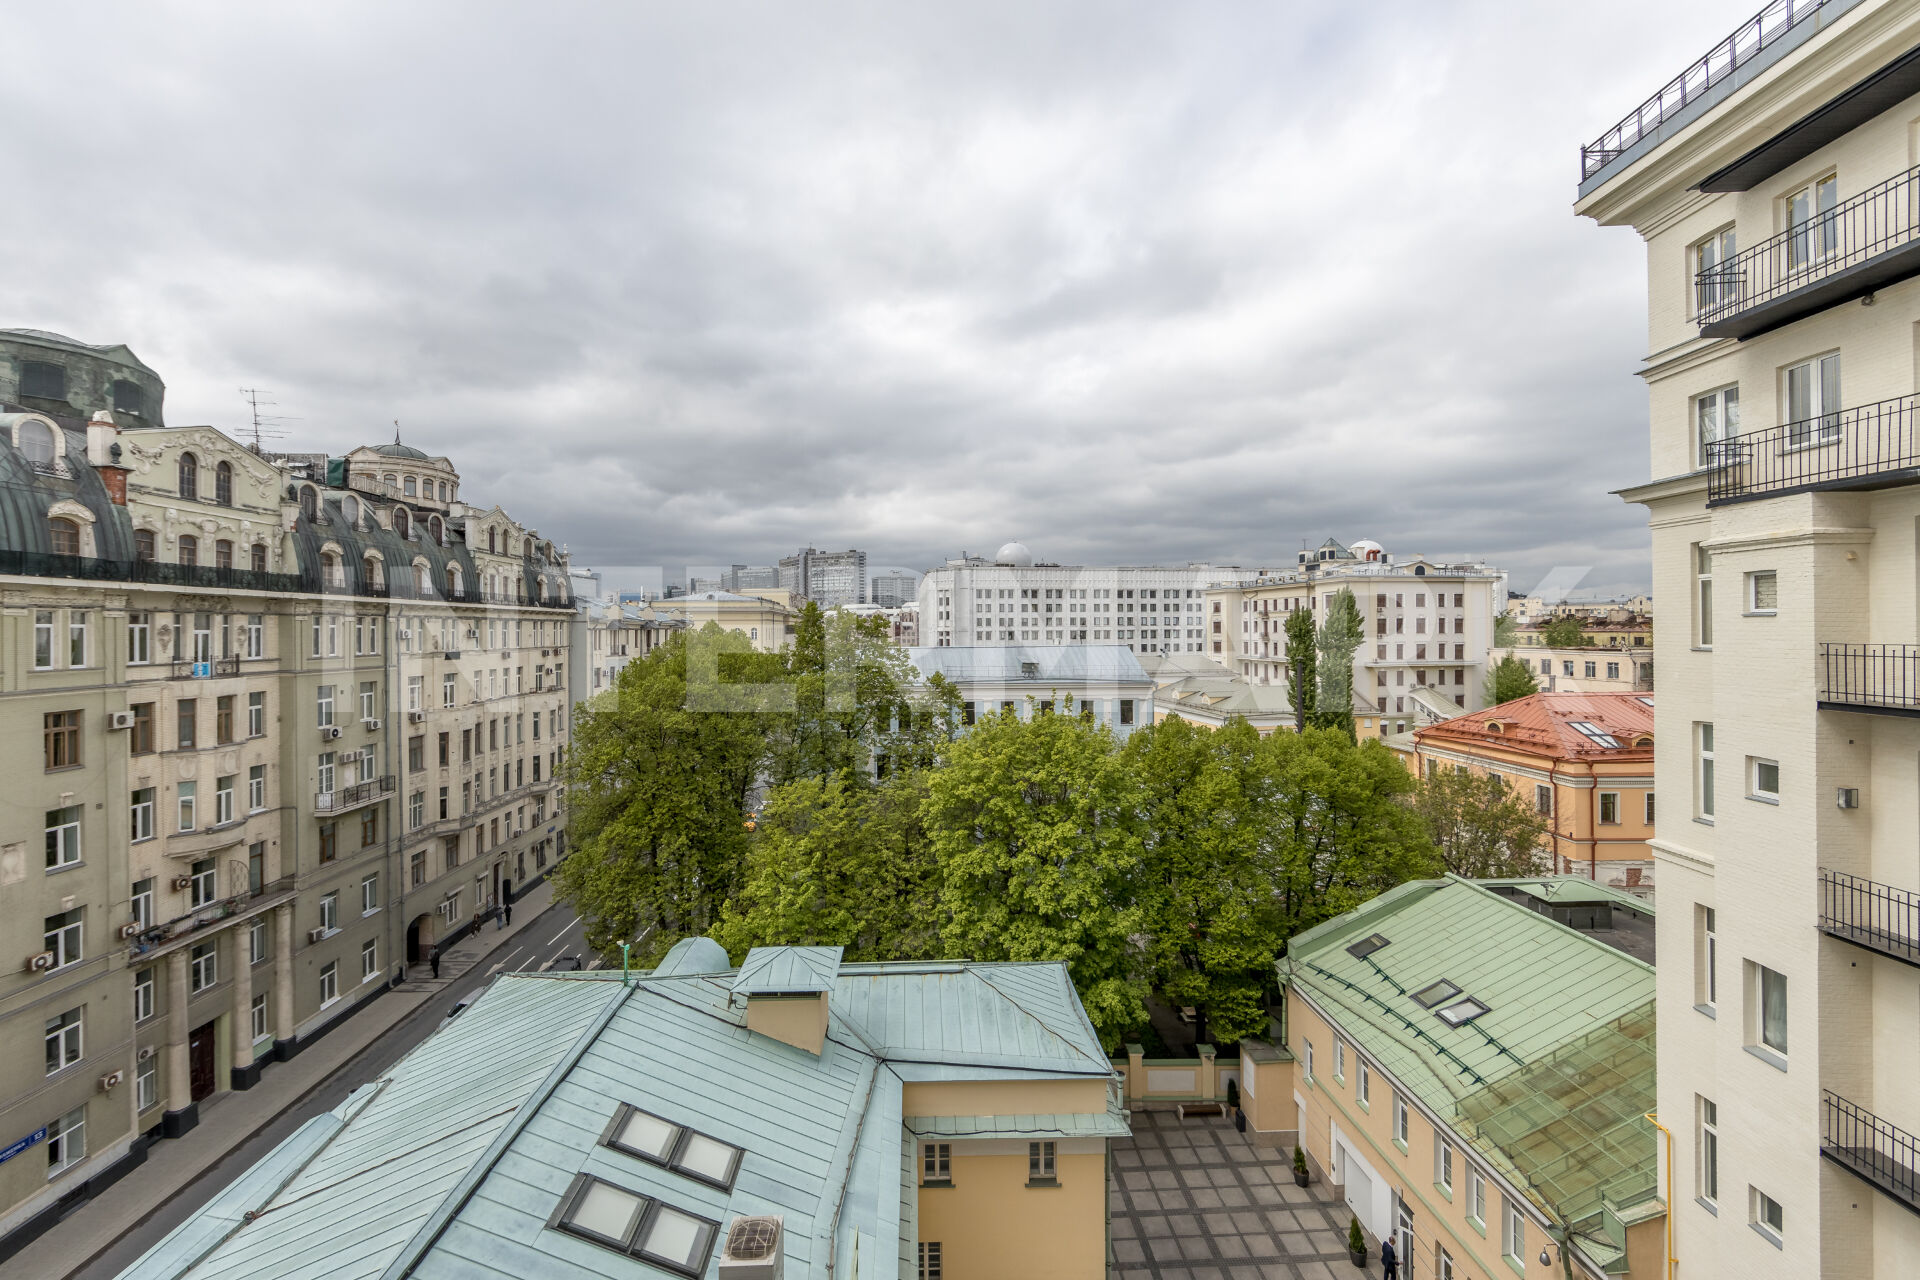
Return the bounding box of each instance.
[1395,1194,1416,1277]
[188,1020,218,1101]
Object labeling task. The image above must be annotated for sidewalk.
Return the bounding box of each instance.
[0,878,562,1280]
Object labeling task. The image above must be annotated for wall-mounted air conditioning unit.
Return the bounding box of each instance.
[364,718,382,731]
[321,725,342,740]
[171,875,192,891]
[107,710,136,730]
[307,927,329,943]
[99,1070,124,1091]
[137,1045,157,1063]
[118,921,142,940]
[25,951,56,972]
[398,629,411,640]
[718,1215,784,1280]
[408,711,425,723]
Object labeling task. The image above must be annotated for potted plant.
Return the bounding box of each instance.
[1293,1145,1310,1187]
[1347,1216,1367,1269]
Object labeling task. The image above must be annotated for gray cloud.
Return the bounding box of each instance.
[4,0,1708,596]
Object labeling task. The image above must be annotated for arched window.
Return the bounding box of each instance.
[299,487,317,523]
[134,529,156,562]
[416,562,431,594]
[216,539,234,569]
[48,517,80,556]
[215,461,233,506]
[178,452,199,500]
[447,564,463,596]
[321,552,341,588]
[383,472,398,489]
[404,477,417,496]
[19,419,56,466]
[364,556,383,590]
[488,528,497,554]
[343,495,360,526]
[437,481,448,502]
[429,515,444,546]
[179,535,199,566]
[251,543,267,573]
[393,507,411,540]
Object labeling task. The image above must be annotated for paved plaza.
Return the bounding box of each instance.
[1109,1109,1366,1280]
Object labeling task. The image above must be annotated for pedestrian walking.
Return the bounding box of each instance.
[502,883,513,927]
[1380,1237,1399,1280]
[429,945,441,980]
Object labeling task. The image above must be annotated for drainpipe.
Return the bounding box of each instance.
[1587,767,1598,880]
[1643,1112,1677,1280]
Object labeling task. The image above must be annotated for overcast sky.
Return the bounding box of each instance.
[7,1,1736,596]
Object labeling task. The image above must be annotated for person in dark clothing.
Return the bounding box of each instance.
[1380,1237,1399,1280]
[502,882,513,927]
[429,945,441,980]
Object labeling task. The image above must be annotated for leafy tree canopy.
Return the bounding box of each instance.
[1412,765,1551,879]
[1484,654,1541,707]
[1541,614,1595,647]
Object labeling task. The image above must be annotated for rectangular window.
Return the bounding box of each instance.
[1747,570,1777,614]
[1598,792,1620,824]
[1694,384,1739,468]
[1752,1187,1784,1245]
[245,614,264,658]
[443,673,456,707]
[1645,791,1656,825]
[45,1008,84,1076]
[1608,661,1620,679]
[44,909,83,969]
[189,941,217,992]
[1303,1038,1314,1082]
[129,701,156,755]
[1534,783,1552,816]
[1750,757,1780,801]
[1698,723,1715,819]
[34,610,54,668]
[1755,963,1788,1056]
[216,695,235,744]
[132,878,154,929]
[919,1241,943,1280]
[360,681,377,722]
[1357,1061,1371,1107]
[1503,1199,1526,1268]
[248,841,265,894]
[133,968,157,1026]
[319,821,337,863]
[362,874,379,915]
[247,691,265,738]
[1028,1140,1056,1182]
[1469,1168,1487,1229]
[1332,1039,1345,1081]
[1695,544,1713,648]
[68,611,89,667]
[249,918,267,964]
[46,1105,86,1177]
[409,790,425,829]
[1785,352,1841,445]
[1393,1093,1409,1147]
[177,781,198,833]
[1436,1140,1454,1194]
[922,1142,951,1183]
[361,938,379,982]
[1699,1098,1719,1206]
[128,611,152,664]
[249,764,266,812]
[1695,225,1738,312]
[319,892,338,933]
[320,961,338,1006]
[44,710,81,769]
[214,775,235,825]
[1786,173,1837,270]
[176,698,197,750]
[45,805,82,869]
[251,993,268,1041]
[316,685,333,727]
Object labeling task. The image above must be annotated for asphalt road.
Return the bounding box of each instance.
[65,903,589,1280]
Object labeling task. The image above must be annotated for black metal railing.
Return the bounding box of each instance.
[1820,869,1920,966]
[1822,1090,1920,1212]
[1696,165,1920,327]
[169,656,241,679]
[1707,395,1920,502]
[1819,643,1920,713]
[1582,0,1838,179]
[314,775,396,814]
[0,549,304,593]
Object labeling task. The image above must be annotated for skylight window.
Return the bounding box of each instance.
[1346,933,1391,960]
[1411,979,1462,1009]
[602,1103,744,1190]
[1436,996,1493,1028]
[1568,720,1622,749]
[549,1174,718,1276]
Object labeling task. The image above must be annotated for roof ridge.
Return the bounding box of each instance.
[970,964,1114,1072]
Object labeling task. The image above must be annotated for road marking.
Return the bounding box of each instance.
[588,957,604,969]
[539,959,555,972]
[520,955,541,972]
[547,921,573,947]
[500,948,523,970]
[486,961,505,976]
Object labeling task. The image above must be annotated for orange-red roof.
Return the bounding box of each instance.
[1414,691,1654,762]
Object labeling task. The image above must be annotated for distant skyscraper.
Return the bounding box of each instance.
[778,547,867,606]
[870,570,919,608]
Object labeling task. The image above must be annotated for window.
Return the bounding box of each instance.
[1697,723,1715,819]
[1750,757,1780,801]
[548,1173,719,1275]
[128,611,152,665]
[1332,1038,1346,1082]
[129,787,160,846]
[20,360,67,400]
[1747,570,1777,614]
[179,534,198,566]
[189,856,216,907]
[34,609,55,668]
[215,538,233,569]
[1357,1061,1371,1108]
[251,543,267,573]
[1392,1093,1410,1148]
[1694,385,1739,467]
[316,685,333,727]
[190,941,217,992]
[249,841,265,894]
[320,961,338,1006]
[919,1241,943,1280]
[45,805,82,869]
[922,1142,951,1183]
[44,909,83,969]
[250,918,267,964]
[215,775,237,827]
[361,938,379,982]
[1785,352,1841,445]
[216,695,235,744]
[245,614,264,658]
[251,993,268,1041]
[247,690,266,737]
[132,879,154,929]
[45,1009,83,1074]
[49,516,81,555]
[177,782,198,833]
[1534,783,1552,816]
[319,891,338,934]
[1469,1167,1487,1229]
[1752,1187,1784,1245]
[1599,792,1620,824]
[213,459,233,506]
[1755,963,1788,1056]
[249,764,266,811]
[136,1051,157,1112]
[601,1103,744,1190]
[47,1105,86,1178]
[360,808,380,847]
[1028,1140,1057,1183]
[44,710,81,769]
[1646,791,1656,825]
[1436,1140,1454,1195]
[133,966,155,1022]
[1695,544,1713,648]
[135,529,157,562]
[362,873,379,914]
[1785,173,1837,270]
[443,673,456,707]
[177,699,197,750]
[67,611,89,666]
[1302,1038,1314,1082]
[1438,1246,1455,1280]
[178,451,199,500]
[1699,1098,1719,1206]
[1503,1199,1526,1268]
[1608,661,1620,679]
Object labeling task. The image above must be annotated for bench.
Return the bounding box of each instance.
[1176,1102,1225,1120]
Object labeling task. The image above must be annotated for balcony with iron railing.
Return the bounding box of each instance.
[1818,643,1920,717]
[169,656,242,680]
[314,775,396,815]
[1695,165,1920,338]
[1706,396,1920,504]
[1820,869,1920,967]
[1580,0,1843,185]
[1822,1090,1920,1213]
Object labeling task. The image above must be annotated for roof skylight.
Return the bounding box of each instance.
[1346,933,1391,960]
[549,1174,719,1277]
[602,1103,744,1191]
[1435,996,1493,1028]
[1567,720,1622,749]
[1411,979,1462,1009]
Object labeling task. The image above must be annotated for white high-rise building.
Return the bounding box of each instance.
[916,541,1240,655]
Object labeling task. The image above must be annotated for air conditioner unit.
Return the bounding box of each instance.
[171,875,192,891]
[137,1045,157,1063]
[466,628,480,640]
[321,725,342,740]
[25,951,57,972]
[398,629,412,640]
[308,927,329,943]
[364,718,382,731]
[408,711,426,723]
[107,710,137,730]
[99,1070,125,1091]
[118,920,142,940]
[719,1215,784,1280]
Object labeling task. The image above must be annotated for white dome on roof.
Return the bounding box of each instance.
[1350,538,1385,561]
[994,541,1034,567]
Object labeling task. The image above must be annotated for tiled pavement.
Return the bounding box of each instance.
[1110,1110,1364,1280]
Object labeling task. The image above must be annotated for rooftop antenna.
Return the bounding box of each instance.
[393,420,401,445]
[237,388,295,452]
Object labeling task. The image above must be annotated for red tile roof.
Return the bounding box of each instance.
[1414,691,1655,762]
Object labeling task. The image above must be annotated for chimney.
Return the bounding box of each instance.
[731,946,841,1056]
[87,411,129,505]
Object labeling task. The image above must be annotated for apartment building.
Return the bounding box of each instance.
[1205,537,1509,739]
[778,545,867,606]
[906,644,1156,740]
[123,944,1127,1280]
[0,329,575,1258]
[1411,691,1658,889]
[570,597,685,702]
[918,542,1237,654]
[869,569,919,608]
[1271,877,1665,1280]
[1579,2,1920,1272]
[655,589,795,652]
[1496,643,1655,694]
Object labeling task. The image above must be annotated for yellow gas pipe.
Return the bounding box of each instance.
[1644,1112,1676,1280]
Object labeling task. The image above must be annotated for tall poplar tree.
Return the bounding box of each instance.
[1283,607,1317,728]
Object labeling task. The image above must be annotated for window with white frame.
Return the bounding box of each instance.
[133,967,154,1022]
[127,611,151,664]
[1302,1038,1314,1082]
[1784,352,1841,445]
[252,993,268,1041]
[44,910,82,970]
[320,961,338,1006]
[189,942,217,993]
[1694,226,1737,312]
[136,1053,157,1112]
[45,1008,83,1075]
[245,614,264,658]
[362,874,379,914]
[1697,723,1715,819]
[319,892,338,934]
[1468,1167,1487,1228]
[1751,1186,1784,1246]
[249,764,266,812]
[130,789,154,843]
[1436,1140,1454,1195]
[361,938,378,983]
[1357,1061,1371,1108]
[1752,962,1788,1057]
[1694,384,1739,467]
[45,805,81,869]
[250,919,267,965]
[1699,1098,1719,1207]
[177,781,197,833]
[215,775,235,825]
[1503,1198,1526,1267]
[1332,1039,1346,1081]
[1392,1093,1410,1147]
[47,1104,86,1177]
[1746,570,1777,614]
[1695,545,1713,648]
[919,1241,943,1280]
[1028,1140,1057,1182]
[316,685,333,727]
[1599,791,1620,824]
[1749,757,1780,802]
[189,857,216,908]
[1784,173,1836,271]
[33,610,54,668]
[922,1142,951,1183]
[1698,905,1718,1010]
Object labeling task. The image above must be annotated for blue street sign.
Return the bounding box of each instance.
[193,661,212,678]
[0,1126,47,1165]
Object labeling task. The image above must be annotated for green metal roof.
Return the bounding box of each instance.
[904,1106,1131,1139]
[732,944,844,993]
[1282,876,1657,1246]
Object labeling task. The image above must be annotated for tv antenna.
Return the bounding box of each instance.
[237,388,297,452]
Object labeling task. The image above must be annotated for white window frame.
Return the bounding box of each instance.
[248,765,266,813]
[46,1104,86,1178]
[1753,962,1788,1058]
[44,1009,83,1075]
[136,1053,157,1112]
[188,857,216,908]
[1697,723,1715,821]
[1598,791,1620,824]
[1749,756,1780,803]
[922,1142,951,1183]
[45,806,82,869]
[1468,1167,1487,1230]
[1695,545,1713,649]
[1746,570,1778,615]
[1503,1198,1527,1268]
[44,911,82,970]
[361,938,379,983]
[250,919,267,965]
[189,941,217,993]
[251,993,268,1041]
[1693,383,1740,467]
[319,892,338,934]
[248,691,266,737]
[1699,1097,1719,1207]
[320,961,338,1007]
[130,790,155,844]
[362,874,379,915]
[1751,1186,1784,1247]
[1357,1061,1371,1109]
[1436,1140,1454,1195]
[1027,1140,1056,1182]
[1392,1092,1410,1147]
[1784,352,1841,446]
[127,611,151,665]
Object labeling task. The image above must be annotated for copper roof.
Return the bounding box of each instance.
[1414,691,1654,761]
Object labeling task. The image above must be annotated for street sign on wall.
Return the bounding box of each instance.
[0,1126,48,1165]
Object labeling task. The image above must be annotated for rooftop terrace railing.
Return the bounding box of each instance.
[1706,395,1920,503]
[1820,868,1920,966]
[1822,1090,1920,1213]
[1818,643,1920,715]
[1581,0,1840,180]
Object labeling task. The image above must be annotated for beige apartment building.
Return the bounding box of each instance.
[0,329,575,1260]
[1580,2,1920,1274]
[1205,537,1508,739]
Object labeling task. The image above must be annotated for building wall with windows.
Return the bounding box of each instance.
[1584,4,1920,1274]
[1491,644,1654,694]
[0,380,576,1257]
[906,644,1156,741]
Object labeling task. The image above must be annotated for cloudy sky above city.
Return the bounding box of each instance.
[7,0,1724,596]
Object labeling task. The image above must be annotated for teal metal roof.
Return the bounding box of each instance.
[123,955,1121,1280]
[904,1107,1131,1139]
[654,935,732,976]
[732,945,844,994]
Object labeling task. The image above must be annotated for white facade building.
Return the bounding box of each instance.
[917,542,1240,655]
[905,644,1154,740]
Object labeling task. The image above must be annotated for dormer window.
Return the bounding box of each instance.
[179,452,199,500]
[48,517,80,556]
[135,529,156,562]
[429,515,444,545]
[111,379,143,415]
[364,556,383,590]
[19,361,66,401]
[342,495,360,527]
[393,507,411,540]
[321,552,342,588]
[18,418,56,466]
[299,487,318,523]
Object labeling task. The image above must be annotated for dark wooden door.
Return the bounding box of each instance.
[189,1022,217,1101]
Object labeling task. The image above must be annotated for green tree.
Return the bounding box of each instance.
[925,701,1148,1050]
[1492,613,1519,647]
[771,605,954,786]
[714,769,940,961]
[1283,607,1317,728]
[1411,767,1551,878]
[1484,654,1541,706]
[1314,588,1363,738]
[1541,614,1594,647]
[556,625,781,963]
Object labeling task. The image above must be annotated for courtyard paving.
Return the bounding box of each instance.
[1109,1109,1364,1280]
